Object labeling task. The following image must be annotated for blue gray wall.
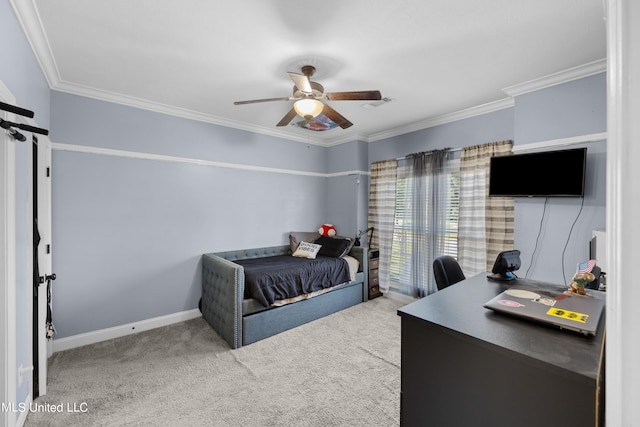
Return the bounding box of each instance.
[48,72,606,340]
[327,139,370,237]
[49,92,368,338]
[513,73,606,284]
[370,73,606,285]
[514,74,606,144]
[4,0,606,347]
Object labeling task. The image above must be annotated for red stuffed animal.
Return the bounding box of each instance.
[318,224,337,237]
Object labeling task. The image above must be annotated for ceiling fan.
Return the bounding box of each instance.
[234,65,382,129]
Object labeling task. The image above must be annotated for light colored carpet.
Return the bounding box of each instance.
[25,296,405,427]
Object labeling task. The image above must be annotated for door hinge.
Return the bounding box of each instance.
[46,244,51,254]
[38,273,56,284]
[46,166,50,177]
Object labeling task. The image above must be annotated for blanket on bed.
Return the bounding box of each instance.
[236,255,351,307]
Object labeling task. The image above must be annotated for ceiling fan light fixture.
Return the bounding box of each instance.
[294,99,323,119]
[235,66,380,129]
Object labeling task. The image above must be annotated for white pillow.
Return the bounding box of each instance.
[289,231,322,252]
[292,241,322,259]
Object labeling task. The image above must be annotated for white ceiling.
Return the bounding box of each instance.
[14,0,606,145]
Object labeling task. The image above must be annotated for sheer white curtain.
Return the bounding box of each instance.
[458,140,514,275]
[391,149,453,297]
[367,159,397,292]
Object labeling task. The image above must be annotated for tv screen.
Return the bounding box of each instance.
[489,148,586,197]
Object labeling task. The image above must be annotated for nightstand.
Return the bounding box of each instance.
[368,249,382,299]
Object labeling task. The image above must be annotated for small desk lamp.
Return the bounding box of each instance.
[354,227,374,247]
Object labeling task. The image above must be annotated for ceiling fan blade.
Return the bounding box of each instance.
[325,90,382,101]
[234,97,293,105]
[276,108,298,127]
[287,72,312,94]
[321,104,353,129]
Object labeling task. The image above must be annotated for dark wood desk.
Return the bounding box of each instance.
[397,273,605,427]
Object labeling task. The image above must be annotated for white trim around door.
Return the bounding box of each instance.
[1,80,18,427]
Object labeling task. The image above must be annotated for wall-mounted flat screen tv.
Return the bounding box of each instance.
[489,147,587,197]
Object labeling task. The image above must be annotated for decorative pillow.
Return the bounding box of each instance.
[315,235,352,258]
[289,231,322,252]
[334,235,357,257]
[292,241,322,259]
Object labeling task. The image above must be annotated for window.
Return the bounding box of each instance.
[388,158,460,294]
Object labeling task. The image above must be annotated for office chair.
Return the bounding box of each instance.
[433,255,465,290]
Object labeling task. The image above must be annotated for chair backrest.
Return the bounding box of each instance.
[433,255,465,290]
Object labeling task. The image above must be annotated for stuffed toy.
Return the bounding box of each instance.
[567,260,597,295]
[568,272,595,295]
[318,224,336,237]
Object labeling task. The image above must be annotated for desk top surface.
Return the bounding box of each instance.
[398,273,605,380]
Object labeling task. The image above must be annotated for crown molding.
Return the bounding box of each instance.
[52,80,338,146]
[321,133,367,147]
[54,78,378,148]
[367,97,515,142]
[54,80,369,147]
[10,0,61,88]
[7,0,332,147]
[502,58,607,97]
[354,56,606,142]
[12,1,607,147]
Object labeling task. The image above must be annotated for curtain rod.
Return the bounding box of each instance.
[395,133,606,160]
[396,146,461,161]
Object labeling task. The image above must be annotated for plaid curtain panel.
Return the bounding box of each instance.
[367,159,397,292]
[458,140,514,274]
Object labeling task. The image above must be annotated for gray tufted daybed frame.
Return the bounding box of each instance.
[201,245,368,349]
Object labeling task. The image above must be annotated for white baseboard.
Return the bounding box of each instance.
[51,309,202,354]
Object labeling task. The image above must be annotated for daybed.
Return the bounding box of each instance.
[201,235,368,349]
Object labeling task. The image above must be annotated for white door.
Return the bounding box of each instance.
[34,134,53,395]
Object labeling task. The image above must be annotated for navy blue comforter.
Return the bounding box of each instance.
[236,255,351,307]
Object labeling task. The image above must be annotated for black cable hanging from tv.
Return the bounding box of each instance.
[0,101,49,141]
